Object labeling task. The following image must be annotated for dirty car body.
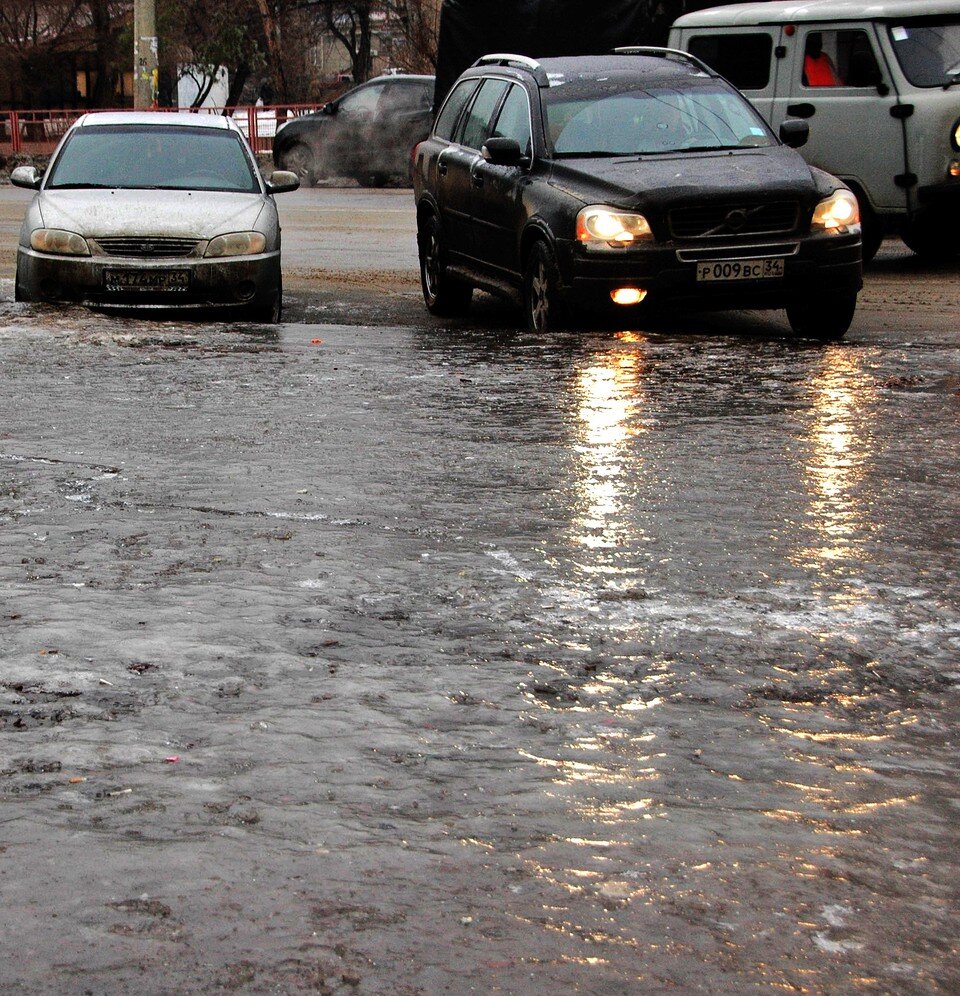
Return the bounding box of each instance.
[273,74,434,186]
[413,52,863,337]
[14,112,298,320]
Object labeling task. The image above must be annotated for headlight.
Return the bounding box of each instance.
[576,206,653,250]
[30,229,89,256]
[952,116,960,152]
[204,232,267,258]
[810,190,860,235]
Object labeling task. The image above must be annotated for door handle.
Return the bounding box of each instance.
[471,172,484,188]
[787,103,816,118]
[438,161,448,176]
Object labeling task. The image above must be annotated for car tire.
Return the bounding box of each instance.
[251,280,282,323]
[279,144,316,187]
[856,197,883,264]
[785,291,856,341]
[901,217,958,261]
[418,214,472,316]
[357,172,389,188]
[524,240,570,332]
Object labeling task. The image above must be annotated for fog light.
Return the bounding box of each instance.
[611,287,646,306]
[950,160,960,178]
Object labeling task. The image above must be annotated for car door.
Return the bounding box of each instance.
[770,24,908,214]
[438,78,509,262]
[328,81,386,177]
[372,80,434,178]
[469,82,534,277]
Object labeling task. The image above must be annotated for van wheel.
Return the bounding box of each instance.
[524,241,570,332]
[786,291,856,340]
[901,218,959,261]
[418,214,472,315]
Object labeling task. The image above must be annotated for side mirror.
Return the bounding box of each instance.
[10,165,42,190]
[266,170,300,194]
[322,102,337,116]
[779,119,809,149]
[481,137,525,167]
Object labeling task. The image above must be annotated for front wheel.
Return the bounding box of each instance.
[786,291,856,341]
[901,217,959,261]
[523,240,570,332]
[279,143,316,187]
[250,280,282,323]
[418,214,472,316]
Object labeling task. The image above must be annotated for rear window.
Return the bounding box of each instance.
[46,124,260,192]
[687,34,774,90]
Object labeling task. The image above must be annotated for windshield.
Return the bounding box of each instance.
[45,124,261,192]
[543,80,775,157]
[888,19,960,86]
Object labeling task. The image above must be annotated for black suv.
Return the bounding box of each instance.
[413,50,863,337]
[274,74,434,187]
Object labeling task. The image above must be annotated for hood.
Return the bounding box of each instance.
[37,189,266,239]
[549,147,819,213]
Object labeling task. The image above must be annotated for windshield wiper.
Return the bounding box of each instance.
[554,150,630,159]
[47,182,115,189]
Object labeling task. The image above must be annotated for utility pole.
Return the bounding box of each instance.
[134,0,159,108]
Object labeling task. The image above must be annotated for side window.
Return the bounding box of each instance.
[339,83,385,114]
[802,29,882,88]
[379,82,432,113]
[434,79,479,141]
[457,79,509,150]
[687,33,773,90]
[489,84,532,155]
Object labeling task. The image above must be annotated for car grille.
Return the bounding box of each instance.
[668,202,800,239]
[96,237,201,258]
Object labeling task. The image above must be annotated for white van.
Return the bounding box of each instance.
[669,1,960,259]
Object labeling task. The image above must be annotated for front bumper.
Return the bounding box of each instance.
[16,248,281,311]
[554,232,862,313]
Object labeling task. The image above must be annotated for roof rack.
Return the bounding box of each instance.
[612,46,716,76]
[472,54,550,86]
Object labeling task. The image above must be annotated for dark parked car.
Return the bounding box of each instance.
[273,73,434,187]
[413,50,863,337]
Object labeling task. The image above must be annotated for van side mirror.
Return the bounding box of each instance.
[322,102,337,116]
[481,137,525,167]
[10,165,42,189]
[779,119,809,149]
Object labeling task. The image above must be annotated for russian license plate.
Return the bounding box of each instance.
[104,270,190,292]
[696,258,785,282]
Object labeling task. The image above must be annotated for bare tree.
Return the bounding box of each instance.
[384,0,439,74]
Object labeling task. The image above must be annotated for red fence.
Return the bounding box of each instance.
[1,104,327,157]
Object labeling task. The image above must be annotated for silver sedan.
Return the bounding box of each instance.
[12,112,299,321]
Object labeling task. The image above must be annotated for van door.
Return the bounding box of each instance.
[679,27,782,120]
[770,23,908,214]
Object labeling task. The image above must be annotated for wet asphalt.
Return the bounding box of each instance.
[0,187,959,993]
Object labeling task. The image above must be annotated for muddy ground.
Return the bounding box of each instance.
[1,188,959,994]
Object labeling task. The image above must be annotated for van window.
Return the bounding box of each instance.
[801,30,882,88]
[434,79,479,141]
[687,34,773,90]
[888,19,960,87]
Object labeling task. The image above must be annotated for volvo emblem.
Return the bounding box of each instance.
[724,208,747,231]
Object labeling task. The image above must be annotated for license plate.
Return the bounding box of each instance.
[104,270,190,292]
[696,258,785,282]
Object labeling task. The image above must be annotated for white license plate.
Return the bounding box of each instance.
[696,258,785,282]
[104,270,190,292]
